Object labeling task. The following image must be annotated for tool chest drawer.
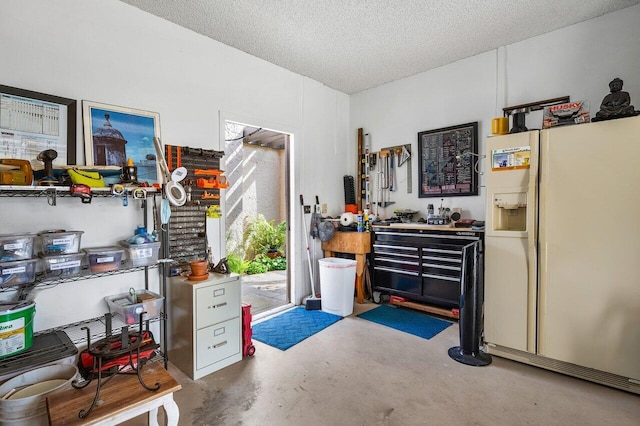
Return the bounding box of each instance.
[373,244,420,272]
[196,280,241,329]
[372,226,482,308]
[374,266,421,295]
[421,247,462,281]
[421,277,460,309]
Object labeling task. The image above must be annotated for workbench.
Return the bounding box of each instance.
[321,231,371,304]
[47,362,181,425]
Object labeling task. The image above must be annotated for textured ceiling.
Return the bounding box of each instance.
[119,0,639,94]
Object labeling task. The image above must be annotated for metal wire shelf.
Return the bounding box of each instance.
[2,185,169,369]
[0,264,159,294]
[0,185,158,197]
[35,313,166,346]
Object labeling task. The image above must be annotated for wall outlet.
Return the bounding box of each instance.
[322,204,327,214]
[304,205,311,214]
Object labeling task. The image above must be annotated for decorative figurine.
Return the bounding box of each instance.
[593,77,639,121]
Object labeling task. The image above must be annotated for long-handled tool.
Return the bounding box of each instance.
[363,133,371,210]
[310,196,321,298]
[300,195,321,310]
[310,195,320,239]
[389,149,395,192]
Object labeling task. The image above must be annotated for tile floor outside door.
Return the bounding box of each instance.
[241,270,289,317]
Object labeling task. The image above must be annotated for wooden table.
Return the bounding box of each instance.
[47,362,181,425]
[321,231,371,304]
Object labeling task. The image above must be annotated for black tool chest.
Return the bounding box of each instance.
[371,226,483,308]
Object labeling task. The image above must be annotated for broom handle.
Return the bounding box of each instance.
[300,195,316,295]
[314,195,320,290]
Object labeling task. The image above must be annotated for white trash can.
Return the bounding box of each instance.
[318,257,357,316]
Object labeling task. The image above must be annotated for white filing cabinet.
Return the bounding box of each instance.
[168,273,242,379]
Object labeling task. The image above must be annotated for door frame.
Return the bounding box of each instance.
[217,110,301,307]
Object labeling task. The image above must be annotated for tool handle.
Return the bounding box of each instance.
[300,194,304,206]
[315,195,319,205]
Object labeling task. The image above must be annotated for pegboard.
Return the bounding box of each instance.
[164,145,225,269]
[167,204,208,268]
[165,145,225,207]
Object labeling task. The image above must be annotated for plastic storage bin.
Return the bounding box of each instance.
[38,231,83,255]
[119,241,161,267]
[83,246,124,273]
[318,257,357,316]
[0,259,38,287]
[40,252,84,277]
[105,290,164,324]
[0,234,36,261]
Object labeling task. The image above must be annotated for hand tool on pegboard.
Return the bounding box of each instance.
[397,145,412,194]
[389,149,395,192]
[377,150,389,214]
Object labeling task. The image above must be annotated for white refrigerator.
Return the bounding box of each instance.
[483,116,640,394]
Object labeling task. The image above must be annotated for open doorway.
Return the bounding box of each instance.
[224,121,291,318]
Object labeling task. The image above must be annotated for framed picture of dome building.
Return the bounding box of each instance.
[82,100,161,184]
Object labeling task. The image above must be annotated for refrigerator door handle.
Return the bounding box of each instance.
[527,132,539,353]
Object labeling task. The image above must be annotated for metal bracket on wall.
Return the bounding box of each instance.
[503,96,570,133]
[502,96,571,115]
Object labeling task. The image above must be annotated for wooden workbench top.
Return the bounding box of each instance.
[47,362,181,425]
[372,223,484,232]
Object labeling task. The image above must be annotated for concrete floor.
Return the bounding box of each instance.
[128,301,638,426]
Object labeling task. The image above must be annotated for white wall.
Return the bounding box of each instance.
[2,1,638,329]
[241,145,285,225]
[351,53,496,220]
[0,0,350,328]
[350,5,640,221]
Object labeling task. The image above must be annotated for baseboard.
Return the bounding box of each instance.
[486,344,640,395]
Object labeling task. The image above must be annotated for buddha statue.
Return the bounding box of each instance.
[593,78,639,121]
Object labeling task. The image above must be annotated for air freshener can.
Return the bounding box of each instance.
[356,213,364,232]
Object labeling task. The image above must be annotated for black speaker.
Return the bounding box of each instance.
[450,209,462,226]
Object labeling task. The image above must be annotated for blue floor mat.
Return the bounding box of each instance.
[357,305,452,340]
[252,307,343,350]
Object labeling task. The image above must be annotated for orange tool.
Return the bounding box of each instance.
[201,191,220,200]
[194,169,223,176]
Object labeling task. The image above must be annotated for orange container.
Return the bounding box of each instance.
[345,204,358,214]
[196,176,229,189]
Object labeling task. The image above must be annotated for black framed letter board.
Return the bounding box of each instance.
[418,122,478,198]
